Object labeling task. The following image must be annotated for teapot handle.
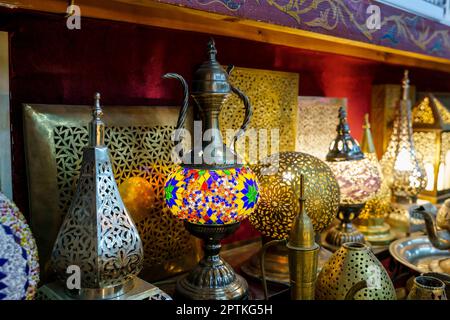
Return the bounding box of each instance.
[226,65,253,149]
[260,239,286,300]
[163,73,189,142]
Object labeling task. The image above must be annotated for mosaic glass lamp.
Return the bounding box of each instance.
[412,93,450,204]
[354,114,395,246]
[163,39,259,300]
[324,107,381,251]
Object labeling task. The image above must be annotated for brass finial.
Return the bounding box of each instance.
[90,92,105,147]
[361,113,376,154]
[402,70,410,101]
[287,175,315,249]
[363,114,370,129]
[326,106,364,162]
[337,106,350,135]
[207,38,217,61]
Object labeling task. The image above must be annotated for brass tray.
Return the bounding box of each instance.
[389,235,450,274]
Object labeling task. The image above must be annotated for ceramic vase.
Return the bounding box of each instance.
[315,242,396,300]
[407,276,447,300]
[0,191,40,300]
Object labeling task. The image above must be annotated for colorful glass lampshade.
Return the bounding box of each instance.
[163,39,259,300]
[0,191,40,300]
[324,107,381,250]
[165,167,258,225]
[412,94,450,204]
[380,71,427,203]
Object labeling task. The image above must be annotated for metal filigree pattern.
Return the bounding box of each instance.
[381,101,427,198]
[53,125,197,279]
[412,97,435,124]
[316,243,396,300]
[219,67,298,163]
[358,153,391,220]
[296,97,343,160]
[414,131,437,166]
[249,152,340,239]
[52,149,143,288]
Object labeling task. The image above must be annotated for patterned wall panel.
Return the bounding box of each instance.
[23,104,200,283]
[296,97,346,160]
[219,67,299,163]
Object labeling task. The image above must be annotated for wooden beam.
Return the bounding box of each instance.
[2,0,450,72]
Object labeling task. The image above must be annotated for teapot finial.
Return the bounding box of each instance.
[207,38,217,61]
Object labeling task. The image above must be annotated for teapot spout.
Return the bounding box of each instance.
[416,206,450,250]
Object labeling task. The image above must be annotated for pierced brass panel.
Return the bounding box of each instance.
[219,67,299,162]
[296,97,346,160]
[412,97,435,125]
[23,104,200,282]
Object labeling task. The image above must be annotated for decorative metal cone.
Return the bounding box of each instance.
[51,93,144,299]
[354,114,395,246]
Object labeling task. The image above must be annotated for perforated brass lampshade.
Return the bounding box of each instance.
[380,71,427,202]
[412,93,450,204]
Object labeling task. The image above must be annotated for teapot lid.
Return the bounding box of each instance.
[192,39,230,95]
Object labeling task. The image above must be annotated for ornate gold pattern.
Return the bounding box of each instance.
[359,153,391,220]
[23,104,199,282]
[53,125,195,272]
[249,152,340,239]
[219,67,298,163]
[412,97,435,125]
[413,131,437,166]
[315,242,396,300]
[441,132,450,163]
[296,97,344,160]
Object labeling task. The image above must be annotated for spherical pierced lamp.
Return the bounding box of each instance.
[324,107,381,251]
[163,39,259,300]
[241,151,340,284]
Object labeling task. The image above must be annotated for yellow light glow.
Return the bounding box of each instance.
[394,148,414,172]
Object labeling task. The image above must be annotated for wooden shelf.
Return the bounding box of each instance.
[2,0,450,72]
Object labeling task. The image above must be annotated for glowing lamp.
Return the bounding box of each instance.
[412,94,450,204]
[163,39,259,300]
[324,107,381,250]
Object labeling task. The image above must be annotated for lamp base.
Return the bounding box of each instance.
[37,277,171,300]
[240,239,332,285]
[324,203,366,250]
[176,222,248,300]
[354,218,396,246]
[387,200,436,234]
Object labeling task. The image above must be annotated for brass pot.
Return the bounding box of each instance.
[407,276,447,300]
[315,242,396,300]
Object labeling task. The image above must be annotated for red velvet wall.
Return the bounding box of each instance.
[2,10,450,243]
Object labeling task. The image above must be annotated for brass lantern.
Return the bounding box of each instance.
[354,114,395,246]
[412,94,450,204]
